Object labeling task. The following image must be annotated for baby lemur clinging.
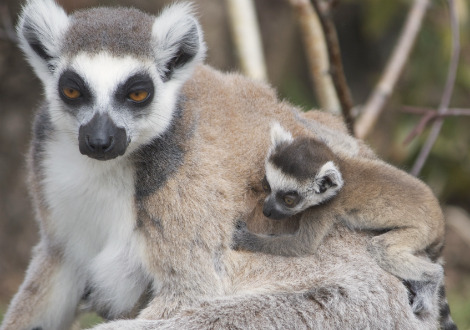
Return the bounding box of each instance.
[233,123,446,286]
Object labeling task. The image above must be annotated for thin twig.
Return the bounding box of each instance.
[225,0,268,81]
[402,107,470,145]
[0,5,17,42]
[402,106,470,116]
[354,0,429,140]
[288,0,341,115]
[311,0,355,135]
[410,0,460,176]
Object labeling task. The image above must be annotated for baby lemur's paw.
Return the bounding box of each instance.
[231,220,249,250]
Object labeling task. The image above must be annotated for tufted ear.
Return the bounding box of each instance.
[314,161,344,195]
[151,3,206,83]
[270,122,293,149]
[16,0,70,82]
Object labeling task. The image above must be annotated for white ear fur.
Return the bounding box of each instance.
[16,0,69,82]
[315,161,344,192]
[151,3,206,82]
[270,122,293,149]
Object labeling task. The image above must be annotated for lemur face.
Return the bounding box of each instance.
[262,161,342,220]
[262,123,344,220]
[17,1,205,161]
[53,54,162,160]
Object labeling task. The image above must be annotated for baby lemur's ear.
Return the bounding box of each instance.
[151,3,206,82]
[270,122,293,149]
[314,161,344,194]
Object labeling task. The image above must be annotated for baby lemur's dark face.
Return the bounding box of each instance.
[262,126,344,220]
[261,162,340,220]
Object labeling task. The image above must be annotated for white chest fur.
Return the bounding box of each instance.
[41,134,151,317]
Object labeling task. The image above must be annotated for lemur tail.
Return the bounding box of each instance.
[438,284,458,330]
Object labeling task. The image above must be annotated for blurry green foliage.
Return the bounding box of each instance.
[448,286,470,329]
[361,0,405,40]
[79,312,104,328]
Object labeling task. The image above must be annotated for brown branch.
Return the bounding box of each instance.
[0,5,17,42]
[410,0,460,176]
[402,107,470,145]
[311,0,355,135]
[354,0,429,140]
[288,0,341,115]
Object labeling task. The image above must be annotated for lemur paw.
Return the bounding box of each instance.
[231,220,249,250]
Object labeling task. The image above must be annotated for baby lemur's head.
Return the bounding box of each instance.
[262,123,344,220]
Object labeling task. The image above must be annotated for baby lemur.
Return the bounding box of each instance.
[234,123,446,287]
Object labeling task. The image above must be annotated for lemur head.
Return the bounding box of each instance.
[17,0,205,160]
[261,123,344,220]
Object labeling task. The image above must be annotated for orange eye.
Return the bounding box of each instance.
[62,87,81,99]
[128,90,149,102]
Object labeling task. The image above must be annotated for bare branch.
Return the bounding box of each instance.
[0,5,17,43]
[410,0,460,176]
[287,0,341,115]
[354,0,429,140]
[402,106,470,116]
[311,0,355,135]
[402,107,470,145]
[225,0,268,81]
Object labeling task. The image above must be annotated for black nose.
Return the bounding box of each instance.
[79,113,128,160]
[262,203,272,218]
[262,208,271,218]
[86,135,114,153]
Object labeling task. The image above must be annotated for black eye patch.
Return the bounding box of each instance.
[115,73,154,108]
[58,70,92,106]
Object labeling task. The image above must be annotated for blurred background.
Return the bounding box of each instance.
[0,0,469,328]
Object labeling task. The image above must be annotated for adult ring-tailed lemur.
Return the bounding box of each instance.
[1,1,449,329]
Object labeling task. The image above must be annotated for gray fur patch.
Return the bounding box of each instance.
[151,217,164,233]
[133,100,193,198]
[63,7,155,57]
[32,104,54,173]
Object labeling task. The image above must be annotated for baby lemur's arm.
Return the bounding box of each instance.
[233,209,335,257]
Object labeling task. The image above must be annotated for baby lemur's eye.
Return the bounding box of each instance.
[283,192,299,207]
[128,90,150,103]
[261,176,271,193]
